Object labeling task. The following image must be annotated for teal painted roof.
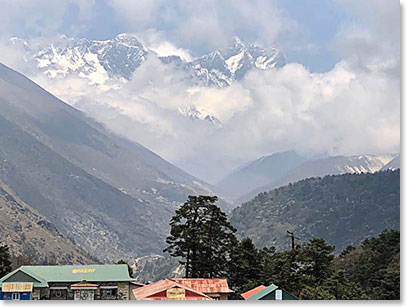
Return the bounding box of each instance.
[0,264,133,287]
[247,284,279,300]
[0,268,49,288]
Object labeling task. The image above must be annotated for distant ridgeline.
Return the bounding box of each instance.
[230,170,400,252]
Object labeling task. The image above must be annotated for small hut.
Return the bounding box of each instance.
[244,284,298,300]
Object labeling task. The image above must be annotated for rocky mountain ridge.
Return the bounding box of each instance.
[10,34,285,89]
[216,151,307,199]
[0,179,96,265]
[0,62,219,262]
[237,153,399,204]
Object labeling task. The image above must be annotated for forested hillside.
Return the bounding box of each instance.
[157,193,399,300]
[237,154,397,204]
[230,170,400,252]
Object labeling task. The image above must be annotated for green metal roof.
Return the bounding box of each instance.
[0,264,133,287]
[0,268,49,288]
[247,284,279,300]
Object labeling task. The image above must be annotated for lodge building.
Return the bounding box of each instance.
[171,278,233,300]
[0,264,143,300]
[132,278,233,300]
[241,284,298,300]
[0,264,235,301]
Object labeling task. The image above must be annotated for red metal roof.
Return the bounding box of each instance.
[130,281,145,287]
[241,285,266,299]
[171,278,234,294]
[132,279,213,300]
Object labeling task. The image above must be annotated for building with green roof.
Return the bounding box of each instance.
[246,284,298,300]
[0,264,143,300]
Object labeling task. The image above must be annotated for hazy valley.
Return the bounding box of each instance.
[0,58,400,274]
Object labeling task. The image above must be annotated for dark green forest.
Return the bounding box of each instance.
[226,229,399,299]
[230,170,400,252]
[163,184,400,300]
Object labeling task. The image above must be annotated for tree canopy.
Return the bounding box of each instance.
[228,230,399,300]
[163,196,399,300]
[164,195,237,278]
[334,229,400,300]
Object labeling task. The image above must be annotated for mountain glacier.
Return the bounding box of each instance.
[9,34,284,128]
[10,34,285,89]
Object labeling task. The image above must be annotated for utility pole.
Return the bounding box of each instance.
[287,230,295,251]
[286,231,296,273]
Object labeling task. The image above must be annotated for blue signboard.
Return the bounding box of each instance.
[0,291,31,300]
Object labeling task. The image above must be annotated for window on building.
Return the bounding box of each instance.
[11,293,20,300]
[101,288,117,299]
[275,289,283,300]
[50,289,67,299]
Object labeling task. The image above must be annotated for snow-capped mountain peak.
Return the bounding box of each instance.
[337,154,397,174]
[10,34,286,125]
[178,106,223,128]
[111,33,146,52]
[220,36,285,79]
[13,34,285,87]
[224,36,247,57]
[18,33,148,83]
[225,50,246,74]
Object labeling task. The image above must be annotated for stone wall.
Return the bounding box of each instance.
[32,288,41,300]
[37,282,131,300]
[117,282,129,300]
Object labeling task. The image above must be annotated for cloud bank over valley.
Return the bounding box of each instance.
[0,0,400,183]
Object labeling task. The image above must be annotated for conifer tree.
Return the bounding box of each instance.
[227,238,264,293]
[337,229,400,299]
[164,195,237,278]
[297,238,335,285]
[300,270,368,300]
[0,244,12,278]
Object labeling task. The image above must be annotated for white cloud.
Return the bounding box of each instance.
[107,0,165,28]
[333,0,400,73]
[29,49,399,183]
[149,41,193,62]
[108,0,294,50]
[0,0,399,183]
[138,29,194,62]
[0,39,26,69]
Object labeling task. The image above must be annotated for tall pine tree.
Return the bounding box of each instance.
[227,238,264,293]
[297,238,335,286]
[164,195,237,278]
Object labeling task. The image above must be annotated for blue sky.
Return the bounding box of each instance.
[276,0,351,71]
